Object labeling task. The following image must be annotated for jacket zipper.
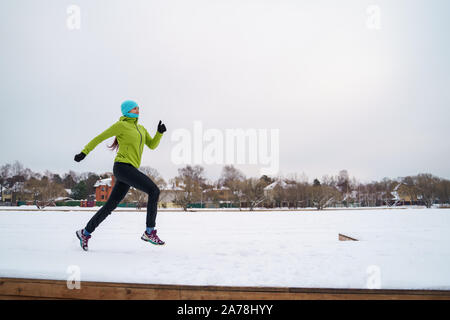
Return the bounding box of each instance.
[135,122,142,152]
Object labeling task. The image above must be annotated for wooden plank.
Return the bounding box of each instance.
[1,277,449,300]
[0,294,68,300]
[0,279,180,300]
[339,233,358,241]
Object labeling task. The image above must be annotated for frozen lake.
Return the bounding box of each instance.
[0,207,449,290]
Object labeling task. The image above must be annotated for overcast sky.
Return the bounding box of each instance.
[1,0,449,183]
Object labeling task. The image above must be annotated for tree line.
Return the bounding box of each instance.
[1,160,449,210]
[168,166,450,210]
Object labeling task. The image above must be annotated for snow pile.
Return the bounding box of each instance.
[0,208,449,289]
[93,177,113,187]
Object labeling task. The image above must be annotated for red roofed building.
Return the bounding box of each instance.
[94,175,116,201]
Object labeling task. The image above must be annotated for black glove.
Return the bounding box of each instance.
[74,152,86,162]
[157,120,167,134]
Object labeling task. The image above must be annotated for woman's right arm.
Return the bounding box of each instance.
[81,122,121,156]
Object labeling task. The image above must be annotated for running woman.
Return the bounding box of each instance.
[73,100,167,251]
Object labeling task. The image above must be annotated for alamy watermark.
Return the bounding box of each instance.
[66,5,81,30]
[66,265,81,289]
[366,5,381,30]
[171,121,280,175]
[366,265,381,289]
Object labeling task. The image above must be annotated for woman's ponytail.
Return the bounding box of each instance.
[108,137,119,152]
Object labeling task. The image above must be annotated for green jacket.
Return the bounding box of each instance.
[81,116,163,169]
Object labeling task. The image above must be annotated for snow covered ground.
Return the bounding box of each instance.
[0,207,449,290]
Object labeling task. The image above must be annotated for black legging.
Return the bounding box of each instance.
[85,161,160,234]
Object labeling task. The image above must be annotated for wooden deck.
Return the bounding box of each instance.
[1,277,449,300]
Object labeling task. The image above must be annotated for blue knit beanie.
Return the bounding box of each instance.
[121,100,139,118]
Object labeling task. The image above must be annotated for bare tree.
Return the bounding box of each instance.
[436,179,450,205]
[199,180,216,207]
[240,177,268,211]
[124,167,166,210]
[310,178,340,210]
[218,165,245,208]
[11,160,24,177]
[290,181,309,208]
[22,167,34,180]
[401,176,419,204]
[337,170,350,190]
[173,165,206,211]
[24,177,41,204]
[68,170,81,183]
[322,174,337,188]
[39,180,66,208]
[7,174,26,203]
[25,177,66,209]
[414,173,440,208]
[140,166,167,189]
[0,164,12,202]
[379,177,396,206]
[43,170,54,180]
[272,182,286,208]
[84,173,101,200]
[284,182,298,208]
[126,187,147,210]
[62,173,77,189]
[52,173,63,185]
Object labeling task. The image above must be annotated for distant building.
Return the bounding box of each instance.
[94,175,116,201]
[263,180,309,208]
[264,180,295,202]
[202,186,233,207]
[1,188,12,203]
[158,186,184,208]
[391,183,415,205]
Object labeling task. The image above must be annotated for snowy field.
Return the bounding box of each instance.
[0,207,449,290]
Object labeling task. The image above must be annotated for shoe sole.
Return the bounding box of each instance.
[76,231,89,251]
[141,236,165,245]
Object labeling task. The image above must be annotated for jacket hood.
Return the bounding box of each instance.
[119,115,139,123]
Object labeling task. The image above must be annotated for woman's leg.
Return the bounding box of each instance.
[85,180,130,234]
[112,162,160,229]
